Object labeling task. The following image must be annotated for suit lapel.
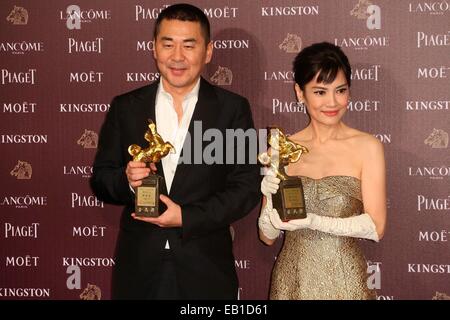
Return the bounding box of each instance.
[169,78,220,196]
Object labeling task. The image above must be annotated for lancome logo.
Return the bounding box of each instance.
[264,70,294,83]
[334,36,389,50]
[63,165,92,178]
[408,1,450,15]
[1,195,47,209]
[61,5,111,30]
[408,166,449,179]
[0,42,43,55]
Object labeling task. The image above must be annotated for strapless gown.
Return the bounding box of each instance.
[270,176,377,300]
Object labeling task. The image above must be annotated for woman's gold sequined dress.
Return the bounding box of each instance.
[270,176,377,300]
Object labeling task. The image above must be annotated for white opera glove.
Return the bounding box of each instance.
[308,212,379,242]
[258,196,281,240]
[261,169,281,197]
[270,210,379,242]
[268,207,312,231]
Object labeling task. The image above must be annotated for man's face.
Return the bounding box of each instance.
[154,19,213,96]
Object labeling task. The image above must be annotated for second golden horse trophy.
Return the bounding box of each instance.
[128,120,174,217]
[258,127,309,221]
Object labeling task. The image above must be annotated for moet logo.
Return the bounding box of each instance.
[210,66,233,85]
[279,33,302,53]
[10,160,32,179]
[350,0,381,30]
[424,128,448,148]
[77,129,98,149]
[6,6,28,25]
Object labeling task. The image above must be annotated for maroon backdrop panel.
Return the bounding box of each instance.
[1,0,448,300]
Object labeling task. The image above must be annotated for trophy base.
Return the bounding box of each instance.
[273,178,306,222]
[134,174,161,217]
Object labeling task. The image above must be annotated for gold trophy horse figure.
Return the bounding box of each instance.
[258,127,308,180]
[128,120,175,163]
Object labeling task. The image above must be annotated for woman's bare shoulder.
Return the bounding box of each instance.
[347,128,383,153]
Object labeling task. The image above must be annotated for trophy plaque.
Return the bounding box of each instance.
[128,119,175,217]
[258,127,309,221]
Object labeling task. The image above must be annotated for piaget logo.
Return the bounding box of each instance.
[279,33,302,53]
[77,129,98,149]
[210,66,233,85]
[10,160,32,179]
[6,6,28,25]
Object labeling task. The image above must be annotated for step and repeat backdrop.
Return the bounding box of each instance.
[0,0,449,300]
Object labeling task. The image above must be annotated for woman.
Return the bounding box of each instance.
[258,42,386,300]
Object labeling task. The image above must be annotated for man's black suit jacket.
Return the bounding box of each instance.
[91,78,261,299]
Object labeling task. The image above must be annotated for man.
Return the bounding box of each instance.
[91,3,260,299]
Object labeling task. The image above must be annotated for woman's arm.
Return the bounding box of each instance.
[360,135,387,240]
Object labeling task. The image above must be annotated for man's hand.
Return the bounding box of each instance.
[131,194,182,227]
[126,161,157,188]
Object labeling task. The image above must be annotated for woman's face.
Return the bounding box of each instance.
[295,69,350,126]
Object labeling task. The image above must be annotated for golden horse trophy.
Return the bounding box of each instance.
[128,119,175,217]
[258,127,309,221]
